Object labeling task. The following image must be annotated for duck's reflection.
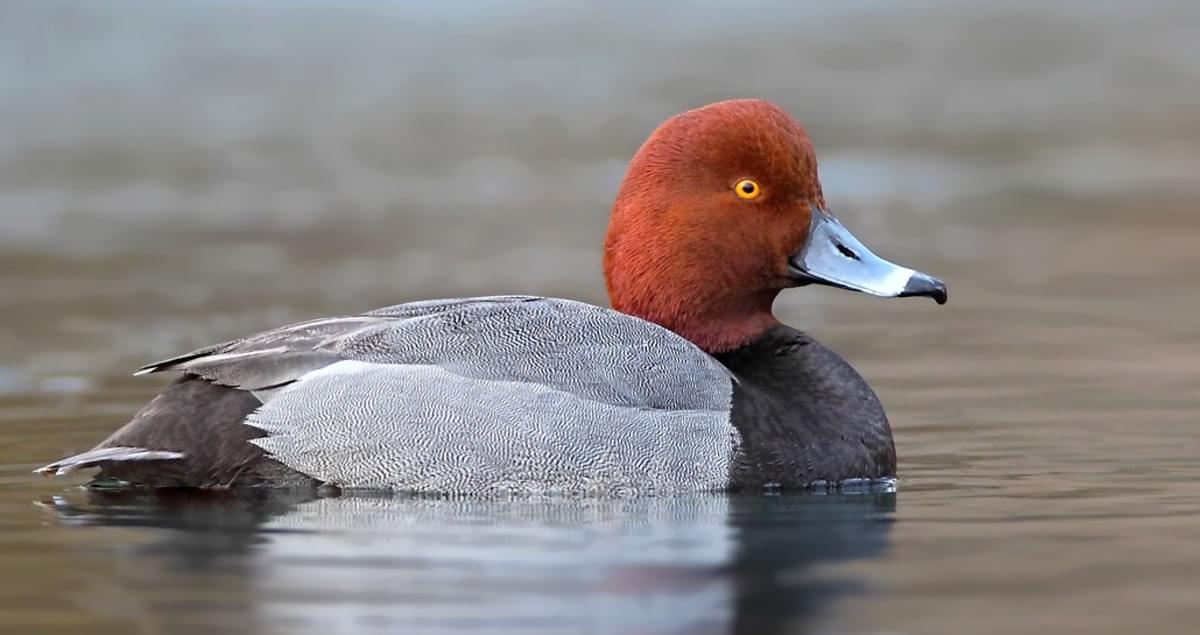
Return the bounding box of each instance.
[42,488,894,634]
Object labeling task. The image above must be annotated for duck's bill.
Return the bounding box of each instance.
[788,209,947,304]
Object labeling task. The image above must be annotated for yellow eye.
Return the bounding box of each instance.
[734,179,761,200]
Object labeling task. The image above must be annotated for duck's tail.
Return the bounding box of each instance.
[34,447,185,477]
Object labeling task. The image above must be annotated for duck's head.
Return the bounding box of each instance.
[604,99,946,353]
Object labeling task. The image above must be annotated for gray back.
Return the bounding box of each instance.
[145,297,739,493]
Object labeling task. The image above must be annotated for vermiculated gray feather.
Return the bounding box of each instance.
[132,297,739,493]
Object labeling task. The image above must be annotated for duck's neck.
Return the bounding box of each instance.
[610,287,781,354]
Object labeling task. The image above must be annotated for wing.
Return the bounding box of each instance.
[136,296,739,493]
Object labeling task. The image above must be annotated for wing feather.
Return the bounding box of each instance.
[125,296,736,492]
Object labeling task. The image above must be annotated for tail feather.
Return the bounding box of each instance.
[36,376,315,488]
[35,446,185,477]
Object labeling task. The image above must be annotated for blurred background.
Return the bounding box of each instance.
[1,1,1198,634]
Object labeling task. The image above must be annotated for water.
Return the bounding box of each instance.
[3,1,1199,633]
[25,491,896,634]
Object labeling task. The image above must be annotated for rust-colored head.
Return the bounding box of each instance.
[604,100,824,352]
[603,99,945,353]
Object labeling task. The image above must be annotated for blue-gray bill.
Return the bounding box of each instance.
[788,209,948,305]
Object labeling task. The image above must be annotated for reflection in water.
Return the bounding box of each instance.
[40,490,895,634]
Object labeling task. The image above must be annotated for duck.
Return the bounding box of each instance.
[37,99,946,494]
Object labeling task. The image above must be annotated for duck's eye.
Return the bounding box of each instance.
[734,179,761,200]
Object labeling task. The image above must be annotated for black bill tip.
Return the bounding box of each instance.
[899,273,948,305]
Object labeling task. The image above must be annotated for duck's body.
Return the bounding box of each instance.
[40,298,892,492]
[38,99,943,493]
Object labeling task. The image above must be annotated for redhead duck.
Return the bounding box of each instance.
[37,99,945,493]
